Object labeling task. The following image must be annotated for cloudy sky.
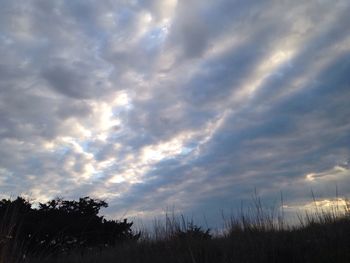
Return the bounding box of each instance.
[1,0,350,226]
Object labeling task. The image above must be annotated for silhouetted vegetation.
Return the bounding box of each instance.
[0,196,139,261]
[1,195,350,263]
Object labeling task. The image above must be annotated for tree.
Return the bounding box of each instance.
[0,196,139,255]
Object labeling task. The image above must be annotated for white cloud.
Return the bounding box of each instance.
[305,164,350,182]
[0,0,350,225]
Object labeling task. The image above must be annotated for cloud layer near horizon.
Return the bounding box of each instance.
[1,0,350,225]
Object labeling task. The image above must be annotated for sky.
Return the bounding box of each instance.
[0,0,350,227]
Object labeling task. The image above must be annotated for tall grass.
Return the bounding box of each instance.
[23,196,350,263]
[0,203,27,263]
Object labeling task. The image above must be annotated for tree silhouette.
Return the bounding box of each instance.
[0,196,139,254]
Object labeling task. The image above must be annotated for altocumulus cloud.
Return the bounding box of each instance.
[0,0,350,226]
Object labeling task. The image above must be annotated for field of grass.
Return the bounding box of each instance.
[1,196,350,263]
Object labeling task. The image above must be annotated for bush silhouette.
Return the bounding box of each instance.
[0,196,139,255]
[173,221,211,240]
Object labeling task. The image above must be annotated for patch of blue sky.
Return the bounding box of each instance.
[112,104,132,115]
[181,146,195,156]
[91,171,105,181]
[55,146,70,158]
[80,140,91,152]
[141,27,167,52]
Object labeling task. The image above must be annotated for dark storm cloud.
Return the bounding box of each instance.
[0,0,350,225]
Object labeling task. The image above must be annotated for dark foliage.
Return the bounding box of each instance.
[0,196,139,256]
[30,212,350,263]
[28,198,350,263]
[2,196,350,263]
[173,222,211,240]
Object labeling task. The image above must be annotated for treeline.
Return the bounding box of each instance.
[0,196,139,255]
[1,195,350,262]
